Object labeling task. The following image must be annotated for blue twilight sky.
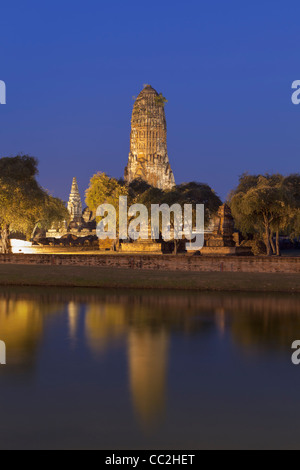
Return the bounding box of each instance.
[0,0,300,202]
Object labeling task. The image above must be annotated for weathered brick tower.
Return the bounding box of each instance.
[67,177,82,221]
[124,85,175,190]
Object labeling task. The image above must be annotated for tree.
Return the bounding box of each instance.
[162,182,221,253]
[30,195,70,240]
[128,178,153,203]
[164,182,222,225]
[282,174,300,245]
[291,210,300,239]
[0,155,68,253]
[132,181,221,254]
[86,172,129,212]
[229,174,291,256]
[85,172,128,244]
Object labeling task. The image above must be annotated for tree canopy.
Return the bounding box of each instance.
[85,172,129,213]
[86,174,222,252]
[128,178,221,222]
[0,155,69,253]
[229,173,300,255]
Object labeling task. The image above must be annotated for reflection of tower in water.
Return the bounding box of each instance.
[128,329,169,427]
[68,301,80,343]
[215,308,226,336]
[84,302,169,427]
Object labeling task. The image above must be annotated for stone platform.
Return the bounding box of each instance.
[200,246,252,256]
[121,241,163,254]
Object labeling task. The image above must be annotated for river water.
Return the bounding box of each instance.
[0,286,300,450]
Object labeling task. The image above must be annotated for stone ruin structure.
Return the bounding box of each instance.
[67,177,82,222]
[201,204,251,255]
[124,85,175,190]
[45,177,97,248]
[207,203,236,248]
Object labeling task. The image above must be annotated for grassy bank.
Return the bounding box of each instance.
[0,264,299,292]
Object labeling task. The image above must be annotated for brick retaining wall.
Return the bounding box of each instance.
[0,254,299,273]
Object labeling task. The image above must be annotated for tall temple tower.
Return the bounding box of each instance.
[67,177,82,221]
[124,85,175,190]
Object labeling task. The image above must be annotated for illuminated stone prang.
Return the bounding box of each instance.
[67,177,82,221]
[125,85,175,190]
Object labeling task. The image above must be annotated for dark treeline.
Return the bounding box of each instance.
[229,173,300,256]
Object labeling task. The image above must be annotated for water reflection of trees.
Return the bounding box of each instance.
[230,308,300,352]
[82,292,300,426]
[1,287,300,424]
[0,294,64,371]
[2,286,300,358]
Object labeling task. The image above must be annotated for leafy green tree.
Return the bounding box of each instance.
[0,155,68,253]
[280,174,300,251]
[283,174,300,207]
[164,182,221,225]
[128,178,153,203]
[130,180,221,254]
[30,195,70,240]
[85,172,128,245]
[291,210,300,239]
[162,182,222,253]
[86,172,129,212]
[229,174,292,256]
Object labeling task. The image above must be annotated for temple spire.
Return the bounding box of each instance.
[124,85,175,190]
[67,177,82,221]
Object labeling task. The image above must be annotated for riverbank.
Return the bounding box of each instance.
[0,264,300,292]
[1,253,300,273]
